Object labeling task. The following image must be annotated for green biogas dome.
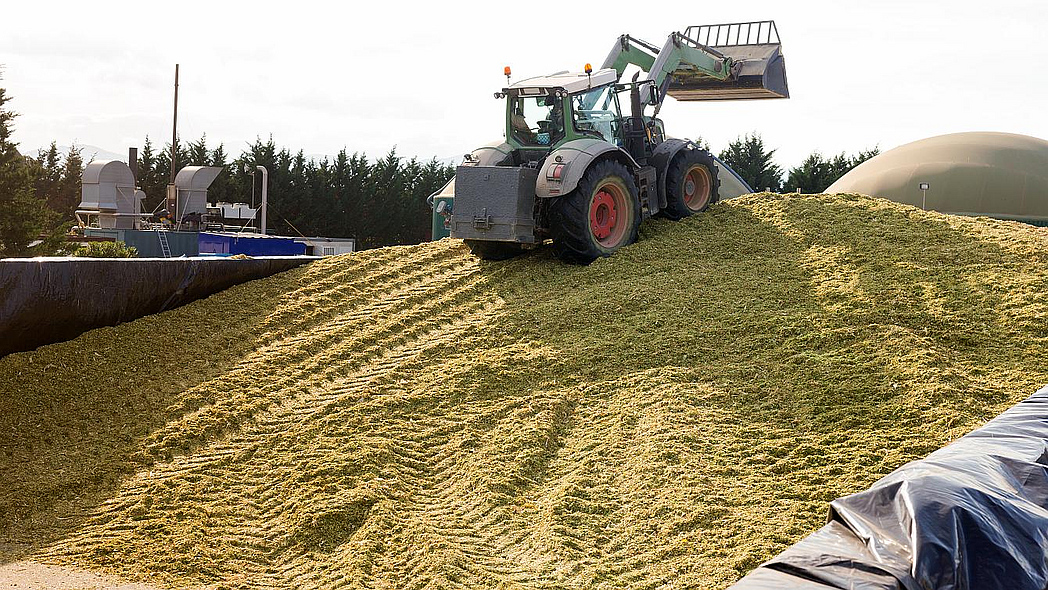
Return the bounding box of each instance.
[827,132,1048,225]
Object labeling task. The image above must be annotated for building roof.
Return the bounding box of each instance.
[201,231,297,240]
[509,69,618,94]
[299,237,356,244]
[827,132,1048,223]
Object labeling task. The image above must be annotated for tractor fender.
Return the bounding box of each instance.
[428,140,510,209]
[651,138,702,207]
[466,140,514,167]
[535,138,640,198]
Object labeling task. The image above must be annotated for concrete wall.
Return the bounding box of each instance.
[0,256,317,357]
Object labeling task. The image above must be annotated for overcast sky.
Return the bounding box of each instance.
[1,0,1045,169]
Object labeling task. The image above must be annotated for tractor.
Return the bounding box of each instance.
[431,21,789,263]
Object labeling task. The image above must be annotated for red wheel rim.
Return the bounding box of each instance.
[589,182,628,248]
[683,164,712,211]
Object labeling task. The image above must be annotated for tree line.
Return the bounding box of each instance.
[715,133,879,193]
[0,86,73,256]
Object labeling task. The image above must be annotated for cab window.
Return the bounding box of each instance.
[509,94,565,147]
[572,86,622,144]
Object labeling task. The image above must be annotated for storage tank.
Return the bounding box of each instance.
[827,132,1048,225]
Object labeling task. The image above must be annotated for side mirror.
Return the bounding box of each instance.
[648,87,660,106]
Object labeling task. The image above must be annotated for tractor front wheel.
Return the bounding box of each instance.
[662,149,720,220]
[550,160,641,264]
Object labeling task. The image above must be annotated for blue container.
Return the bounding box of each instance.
[199,233,307,256]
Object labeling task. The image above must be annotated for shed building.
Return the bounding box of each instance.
[296,237,356,257]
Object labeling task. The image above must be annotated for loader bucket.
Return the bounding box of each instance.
[666,21,789,101]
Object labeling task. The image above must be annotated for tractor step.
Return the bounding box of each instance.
[667,21,789,101]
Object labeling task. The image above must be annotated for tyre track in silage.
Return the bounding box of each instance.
[256,340,573,589]
[41,241,700,590]
[43,241,508,588]
[135,242,480,462]
[37,239,753,590]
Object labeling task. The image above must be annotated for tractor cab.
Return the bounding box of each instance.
[501,68,622,152]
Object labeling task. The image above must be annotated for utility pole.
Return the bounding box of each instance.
[170,64,179,183]
[166,64,180,215]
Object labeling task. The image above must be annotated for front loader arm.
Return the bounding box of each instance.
[600,34,659,77]
[645,33,733,103]
[601,32,736,105]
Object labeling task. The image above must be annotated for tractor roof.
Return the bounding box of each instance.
[508,68,618,94]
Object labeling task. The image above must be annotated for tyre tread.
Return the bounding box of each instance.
[549,160,641,265]
[663,149,721,221]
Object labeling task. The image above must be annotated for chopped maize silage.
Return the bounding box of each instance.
[3,193,1048,589]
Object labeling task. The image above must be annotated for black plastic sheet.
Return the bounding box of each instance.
[0,256,315,357]
[730,386,1048,590]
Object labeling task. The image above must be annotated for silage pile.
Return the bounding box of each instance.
[3,193,1048,589]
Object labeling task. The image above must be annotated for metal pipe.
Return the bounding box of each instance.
[170,64,179,183]
[129,147,138,184]
[74,210,153,217]
[256,165,268,235]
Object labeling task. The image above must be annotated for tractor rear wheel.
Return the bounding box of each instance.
[550,160,641,265]
[465,240,523,261]
[662,149,720,220]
